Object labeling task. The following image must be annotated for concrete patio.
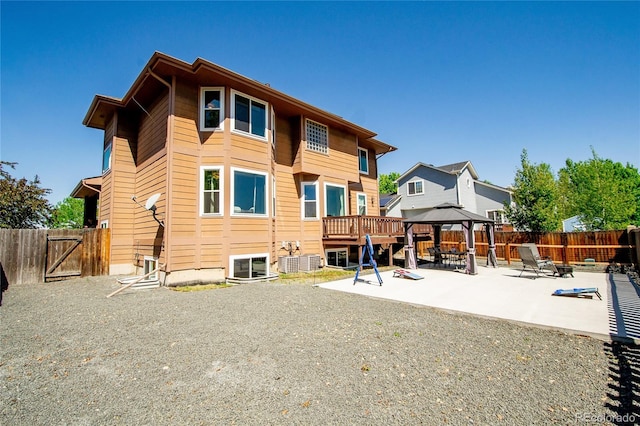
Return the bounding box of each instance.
[318,265,624,341]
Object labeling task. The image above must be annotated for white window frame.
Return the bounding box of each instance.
[230,167,269,217]
[358,147,369,174]
[407,179,424,196]
[102,142,112,174]
[229,253,270,278]
[325,248,348,268]
[230,89,269,141]
[199,87,225,132]
[486,209,507,224]
[200,166,224,216]
[356,193,367,216]
[271,107,277,148]
[272,176,277,217]
[324,183,347,217]
[144,256,159,280]
[301,181,319,220]
[305,119,329,154]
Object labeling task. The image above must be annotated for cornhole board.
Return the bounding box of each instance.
[552,287,601,300]
[393,269,424,280]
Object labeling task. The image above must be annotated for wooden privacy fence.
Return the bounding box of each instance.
[0,228,110,286]
[417,229,639,266]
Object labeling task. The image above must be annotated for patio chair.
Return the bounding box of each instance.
[427,247,436,263]
[517,245,558,278]
[449,248,466,269]
[522,243,552,265]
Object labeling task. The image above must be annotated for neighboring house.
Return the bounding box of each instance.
[379,193,401,217]
[390,161,513,230]
[77,52,399,284]
[562,215,586,232]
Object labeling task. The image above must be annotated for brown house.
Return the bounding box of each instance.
[78,52,401,285]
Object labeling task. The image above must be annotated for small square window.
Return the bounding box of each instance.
[306,119,328,154]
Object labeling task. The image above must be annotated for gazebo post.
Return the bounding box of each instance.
[464,220,478,275]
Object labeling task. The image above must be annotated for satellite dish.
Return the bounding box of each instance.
[145,193,161,211]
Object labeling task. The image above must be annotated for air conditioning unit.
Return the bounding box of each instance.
[278,256,299,274]
[299,255,321,272]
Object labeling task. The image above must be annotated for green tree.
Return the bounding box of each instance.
[558,149,640,230]
[0,161,53,229]
[378,172,400,194]
[504,150,560,232]
[51,197,85,229]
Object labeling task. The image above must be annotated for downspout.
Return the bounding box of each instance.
[455,172,461,206]
[146,67,174,275]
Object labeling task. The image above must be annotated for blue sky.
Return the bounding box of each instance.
[2,1,638,205]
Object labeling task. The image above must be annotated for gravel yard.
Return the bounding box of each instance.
[1,275,637,425]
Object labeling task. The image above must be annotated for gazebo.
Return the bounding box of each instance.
[403,203,497,275]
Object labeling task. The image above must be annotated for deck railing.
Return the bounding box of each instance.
[322,216,426,240]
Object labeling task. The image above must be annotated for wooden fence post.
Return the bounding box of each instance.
[561,232,568,265]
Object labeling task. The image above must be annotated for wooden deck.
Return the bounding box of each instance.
[322,216,431,246]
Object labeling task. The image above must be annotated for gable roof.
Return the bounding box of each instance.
[437,161,478,179]
[403,203,494,224]
[84,52,396,155]
[474,179,512,194]
[395,160,479,183]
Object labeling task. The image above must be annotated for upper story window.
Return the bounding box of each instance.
[408,180,424,196]
[200,87,225,131]
[231,90,268,140]
[306,119,328,154]
[358,147,369,174]
[102,142,112,173]
[201,166,223,215]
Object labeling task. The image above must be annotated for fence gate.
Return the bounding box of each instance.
[45,233,83,281]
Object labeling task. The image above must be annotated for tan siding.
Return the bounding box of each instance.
[129,155,167,265]
[274,169,302,241]
[108,108,138,265]
[137,94,168,164]
[200,244,223,268]
[274,116,295,167]
[229,134,270,164]
[326,127,359,181]
[170,152,197,242]
[228,242,271,256]
[97,73,387,279]
[173,81,202,150]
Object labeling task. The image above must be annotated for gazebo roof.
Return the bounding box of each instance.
[403,203,494,225]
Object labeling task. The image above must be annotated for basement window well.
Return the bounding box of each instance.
[144,256,159,280]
